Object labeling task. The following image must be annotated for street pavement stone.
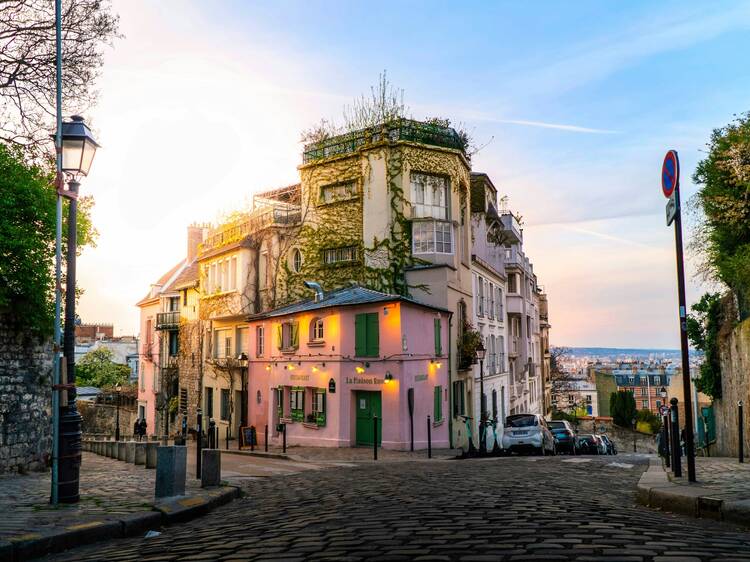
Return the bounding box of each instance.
[41,453,750,561]
[672,457,750,498]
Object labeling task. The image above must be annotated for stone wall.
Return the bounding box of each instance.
[576,418,658,454]
[78,401,138,438]
[712,315,750,457]
[0,320,53,474]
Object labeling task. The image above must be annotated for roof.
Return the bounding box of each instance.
[171,259,200,290]
[135,260,185,306]
[249,285,451,320]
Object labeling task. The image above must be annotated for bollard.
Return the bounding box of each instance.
[145,442,158,469]
[427,415,432,459]
[196,409,203,479]
[282,423,287,453]
[201,449,221,488]
[670,397,682,478]
[250,426,255,452]
[154,445,187,498]
[208,419,216,449]
[373,415,378,461]
[661,415,671,468]
[740,401,744,464]
[125,442,136,463]
[264,425,268,452]
[134,442,147,465]
[118,441,127,461]
[227,426,230,450]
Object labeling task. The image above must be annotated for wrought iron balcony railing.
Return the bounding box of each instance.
[302,119,466,163]
[156,311,180,330]
[200,208,301,253]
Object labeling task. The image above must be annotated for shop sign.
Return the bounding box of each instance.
[345,376,385,385]
[414,374,428,382]
[290,374,310,382]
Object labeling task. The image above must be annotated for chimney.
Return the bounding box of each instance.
[187,223,206,262]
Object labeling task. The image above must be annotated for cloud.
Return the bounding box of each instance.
[487,118,616,134]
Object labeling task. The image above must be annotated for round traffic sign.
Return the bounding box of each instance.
[662,150,679,198]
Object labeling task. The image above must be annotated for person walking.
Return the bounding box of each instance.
[139,417,147,440]
[133,418,141,441]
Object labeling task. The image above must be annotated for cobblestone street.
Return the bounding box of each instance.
[44,454,750,561]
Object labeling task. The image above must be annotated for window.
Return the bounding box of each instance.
[321,181,357,204]
[355,313,379,357]
[310,317,324,342]
[179,387,188,414]
[410,172,448,219]
[508,273,517,294]
[323,246,358,264]
[221,261,228,292]
[291,248,302,272]
[182,289,188,307]
[641,377,648,386]
[290,388,305,421]
[477,276,485,316]
[642,400,649,409]
[230,257,237,290]
[492,389,498,420]
[489,282,495,320]
[236,327,248,356]
[498,335,505,372]
[656,400,662,408]
[452,380,465,417]
[205,387,214,419]
[276,387,284,419]
[653,375,660,385]
[213,329,232,358]
[220,389,230,421]
[312,390,326,426]
[412,220,452,254]
[168,330,179,356]
[168,296,179,312]
[259,251,268,289]
[434,318,442,356]
[641,387,647,396]
[256,326,265,357]
[496,287,503,319]
[628,376,635,385]
[278,322,299,351]
[434,385,443,422]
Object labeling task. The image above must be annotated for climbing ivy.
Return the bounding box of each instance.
[687,292,725,400]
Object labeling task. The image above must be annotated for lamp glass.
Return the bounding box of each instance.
[61,138,84,173]
[475,344,486,361]
[79,138,97,176]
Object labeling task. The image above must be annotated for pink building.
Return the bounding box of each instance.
[246,285,451,450]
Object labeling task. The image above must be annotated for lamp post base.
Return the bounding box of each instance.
[57,403,82,504]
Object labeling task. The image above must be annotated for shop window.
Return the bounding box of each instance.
[434,385,443,422]
[312,390,326,426]
[355,313,379,357]
[290,387,305,422]
[220,389,230,421]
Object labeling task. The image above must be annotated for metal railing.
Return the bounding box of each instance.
[201,208,301,253]
[155,311,180,330]
[303,119,466,163]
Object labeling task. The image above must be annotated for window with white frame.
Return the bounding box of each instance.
[321,181,357,204]
[291,248,302,273]
[410,172,449,219]
[236,327,248,355]
[322,246,358,265]
[230,257,238,290]
[310,317,324,342]
[221,261,228,291]
[508,273,518,294]
[477,276,485,316]
[213,329,232,358]
[412,220,452,254]
[498,335,505,372]
[642,400,649,409]
[489,282,495,320]
[256,325,264,357]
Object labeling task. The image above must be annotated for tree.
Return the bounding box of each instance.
[691,113,750,319]
[76,347,130,388]
[549,346,573,400]
[0,0,120,152]
[635,408,662,434]
[0,142,97,336]
[610,390,637,429]
[686,292,724,399]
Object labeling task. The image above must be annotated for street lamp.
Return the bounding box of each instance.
[114,384,122,442]
[52,115,99,504]
[476,341,487,454]
[660,386,667,400]
[631,417,637,453]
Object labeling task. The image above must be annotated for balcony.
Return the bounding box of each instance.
[156,311,180,330]
[506,294,524,315]
[302,119,466,163]
[499,212,522,245]
[160,355,179,370]
[200,207,301,254]
[504,246,531,271]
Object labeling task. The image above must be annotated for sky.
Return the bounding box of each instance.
[76,0,750,348]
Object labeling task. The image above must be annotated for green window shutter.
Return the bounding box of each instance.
[291,322,299,348]
[434,318,442,356]
[276,324,282,350]
[355,313,366,356]
[434,385,442,422]
[366,313,379,356]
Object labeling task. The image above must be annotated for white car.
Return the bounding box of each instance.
[502,414,556,456]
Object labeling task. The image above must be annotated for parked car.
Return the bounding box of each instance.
[502,414,556,456]
[576,434,599,455]
[547,420,577,454]
[593,435,608,455]
[599,434,617,455]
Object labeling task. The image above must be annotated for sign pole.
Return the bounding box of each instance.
[662,150,696,482]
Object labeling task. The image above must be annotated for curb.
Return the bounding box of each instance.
[636,458,748,526]
[4,486,241,562]
[220,449,293,461]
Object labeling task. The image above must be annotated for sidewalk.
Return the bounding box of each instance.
[224,443,461,463]
[637,455,750,527]
[0,452,238,561]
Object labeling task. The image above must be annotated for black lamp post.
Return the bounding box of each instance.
[55,115,99,504]
[476,342,487,454]
[114,384,122,441]
[631,417,637,452]
[237,353,249,433]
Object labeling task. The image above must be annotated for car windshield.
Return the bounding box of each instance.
[506,415,537,428]
[548,421,566,429]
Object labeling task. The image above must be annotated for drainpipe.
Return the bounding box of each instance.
[448,316,453,449]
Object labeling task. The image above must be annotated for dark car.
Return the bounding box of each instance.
[599,434,617,455]
[576,434,599,455]
[547,420,577,454]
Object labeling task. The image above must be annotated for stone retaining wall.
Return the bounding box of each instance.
[0,319,52,473]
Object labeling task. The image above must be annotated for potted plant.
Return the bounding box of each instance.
[457,321,482,371]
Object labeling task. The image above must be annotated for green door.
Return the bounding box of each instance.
[355,391,382,446]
